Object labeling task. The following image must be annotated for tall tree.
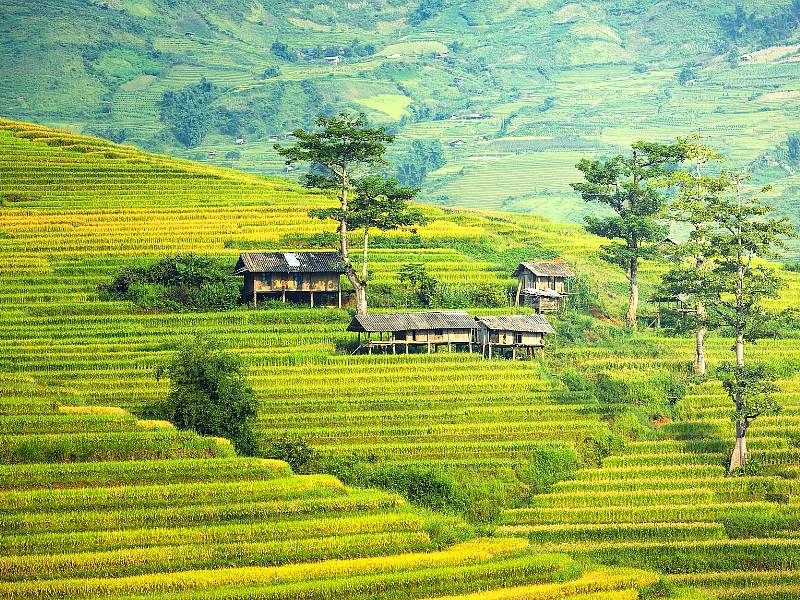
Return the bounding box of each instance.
[572,142,685,327]
[348,176,426,285]
[309,175,426,292]
[660,136,727,375]
[276,113,393,314]
[698,175,795,471]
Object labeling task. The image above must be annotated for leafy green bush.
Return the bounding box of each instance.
[514,444,578,495]
[99,254,240,311]
[262,434,318,474]
[322,459,506,524]
[152,337,258,455]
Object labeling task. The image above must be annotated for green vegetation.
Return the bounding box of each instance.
[99,253,240,310]
[1,0,799,256]
[2,121,800,598]
[153,337,259,456]
[572,141,684,327]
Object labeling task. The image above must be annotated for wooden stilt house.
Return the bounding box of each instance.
[475,314,555,360]
[233,252,345,307]
[347,311,479,354]
[513,260,575,312]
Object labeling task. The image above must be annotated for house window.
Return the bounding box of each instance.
[515,333,523,344]
[434,329,444,337]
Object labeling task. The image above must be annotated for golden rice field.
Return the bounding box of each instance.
[1,119,800,598]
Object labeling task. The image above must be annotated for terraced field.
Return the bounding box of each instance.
[499,336,800,600]
[2,120,800,597]
[6,387,656,599]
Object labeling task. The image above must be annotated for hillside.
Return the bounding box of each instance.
[2,121,800,598]
[2,0,799,242]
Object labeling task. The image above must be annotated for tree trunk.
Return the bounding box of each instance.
[694,325,707,376]
[337,170,368,314]
[362,228,369,285]
[626,259,639,328]
[729,420,747,472]
[694,247,707,376]
[735,330,744,367]
[352,285,367,315]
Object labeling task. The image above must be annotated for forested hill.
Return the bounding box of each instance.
[2,0,799,232]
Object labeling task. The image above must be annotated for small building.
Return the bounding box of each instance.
[235,137,245,145]
[448,139,465,147]
[658,236,679,250]
[740,53,753,62]
[348,311,478,354]
[233,252,345,307]
[387,53,403,59]
[649,293,693,328]
[475,314,556,359]
[323,55,341,64]
[513,261,575,312]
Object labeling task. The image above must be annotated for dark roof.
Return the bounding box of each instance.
[348,311,479,333]
[513,261,575,278]
[234,252,345,275]
[650,293,690,303]
[476,314,556,334]
[521,287,564,299]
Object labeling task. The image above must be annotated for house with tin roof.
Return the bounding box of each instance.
[512,260,575,312]
[233,252,345,307]
[347,311,478,354]
[475,314,555,360]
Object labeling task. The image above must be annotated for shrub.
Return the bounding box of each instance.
[99,254,240,311]
[152,337,258,455]
[514,445,579,495]
[262,434,318,473]
[323,460,505,524]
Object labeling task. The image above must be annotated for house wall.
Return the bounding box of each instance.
[476,329,545,346]
[391,329,473,343]
[252,272,341,292]
[522,296,560,312]
[519,271,565,293]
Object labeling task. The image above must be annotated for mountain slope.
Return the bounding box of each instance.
[2,0,799,233]
[0,119,677,599]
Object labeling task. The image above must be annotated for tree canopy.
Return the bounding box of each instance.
[155,337,258,456]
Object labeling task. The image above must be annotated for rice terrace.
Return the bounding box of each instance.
[1,1,800,599]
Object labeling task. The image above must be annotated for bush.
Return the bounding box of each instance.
[99,254,240,311]
[152,337,259,455]
[262,434,318,473]
[514,445,578,495]
[322,460,505,524]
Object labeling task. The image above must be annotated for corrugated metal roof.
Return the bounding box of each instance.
[476,314,556,334]
[233,252,345,275]
[521,288,564,299]
[513,261,575,278]
[348,311,479,333]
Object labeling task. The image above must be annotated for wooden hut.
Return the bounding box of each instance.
[233,252,345,307]
[475,314,555,360]
[512,261,574,312]
[348,311,478,354]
